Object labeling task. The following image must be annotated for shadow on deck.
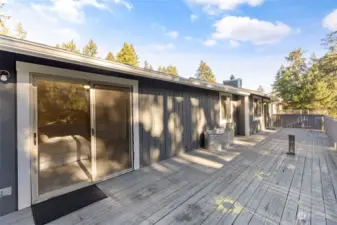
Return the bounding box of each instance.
[1,128,337,225]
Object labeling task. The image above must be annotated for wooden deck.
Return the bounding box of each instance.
[2,128,337,225]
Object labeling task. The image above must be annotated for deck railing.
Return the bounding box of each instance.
[272,114,325,130]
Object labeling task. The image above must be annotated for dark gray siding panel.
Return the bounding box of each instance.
[0,52,17,216]
[139,81,219,166]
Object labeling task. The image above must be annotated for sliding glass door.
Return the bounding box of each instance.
[32,75,133,202]
[94,85,132,180]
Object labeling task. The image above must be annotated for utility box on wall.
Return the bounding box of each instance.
[204,128,234,151]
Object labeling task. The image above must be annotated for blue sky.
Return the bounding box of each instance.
[4,0,337,92]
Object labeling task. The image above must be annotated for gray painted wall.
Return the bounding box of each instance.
[325,116,337,147]
[0,51,220,215]
[0,53,17,216]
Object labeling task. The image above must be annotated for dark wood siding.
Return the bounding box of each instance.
[0,50,221,216]
[0,52,17,216]
[139,80,219,166]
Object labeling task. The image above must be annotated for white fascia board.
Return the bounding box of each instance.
[0,35,250,96]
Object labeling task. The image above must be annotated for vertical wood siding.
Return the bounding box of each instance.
[0,51,220,215]
[139,80,219,166]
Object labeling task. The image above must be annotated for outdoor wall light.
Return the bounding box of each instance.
[0,70,10,82]
[83,84,91,89]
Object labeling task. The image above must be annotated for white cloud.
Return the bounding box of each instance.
[188,0,264,13]
[212,16,292,45]
[322,9,337,31]
[203,39,216,46]
[31,0,131,24]
[229,40,240,48]
[114,0,133,10]
[166,30,179,39]
[190,14,198,22]
[185,36,192,40]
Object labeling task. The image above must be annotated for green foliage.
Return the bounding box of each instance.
[157,64,178,76]
[60,40,80,53]
[257,85,264,93]
[273,33,337,116]
[15,23,26,39]
[144,60,149,69]
[195,60,216,83]
[149,65,153,70]
[117,42,139,67]
[105,52,115,61]
[0,3,26,39]
[83,39,98,57]
[166,65,178,76]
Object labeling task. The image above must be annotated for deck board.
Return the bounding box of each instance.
[2,128,337,225]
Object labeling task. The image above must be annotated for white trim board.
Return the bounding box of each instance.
[0,35,251,96]
[16,61,140,210]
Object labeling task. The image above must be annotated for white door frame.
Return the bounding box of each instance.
[16,61,140,210]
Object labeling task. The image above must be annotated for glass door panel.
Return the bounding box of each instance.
[94,85,132,180]
[36,78,92,195]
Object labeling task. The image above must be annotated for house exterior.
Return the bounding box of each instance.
[0,35,271,216]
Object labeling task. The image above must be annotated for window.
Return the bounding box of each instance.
[220,94,231,122]
[253,97,262,117]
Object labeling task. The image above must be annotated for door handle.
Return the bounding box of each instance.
[33,132,37,145]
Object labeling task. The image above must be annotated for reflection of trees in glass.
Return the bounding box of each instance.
[37,80,90,127]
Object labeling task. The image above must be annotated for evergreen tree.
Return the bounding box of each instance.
[117,42,139,67]
[195,60,216,83]
[83,39,98,57]
[167,65,178,76]
[144,60,149,69]
[0,2,10,35]
[0,3,26,38]
[61,40,80,53]
[272,49,311,109]
[105,52,115,61]
[15,23,26,39]
[257,85,264,93]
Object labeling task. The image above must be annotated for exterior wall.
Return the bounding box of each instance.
[249,95,266,135]
[325,116,337,147]
[139,80,219,166]
[0,51,220,215]
[0,52,17,216]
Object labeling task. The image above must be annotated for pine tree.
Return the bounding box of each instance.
[15,23,27,39]
[61,40,80,53]
[167,65,178,76]
[105,52,115,61]
[144,60,149,69]
[0,2,10,35]
[117,42,139,67]
[195,60,216,83]
[0,3,26,38]
[257,85,264,93]
[83,39,98,57]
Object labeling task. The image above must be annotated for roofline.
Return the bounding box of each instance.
[0,35,253,96]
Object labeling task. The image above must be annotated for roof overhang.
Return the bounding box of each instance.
[0,35,252,96]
